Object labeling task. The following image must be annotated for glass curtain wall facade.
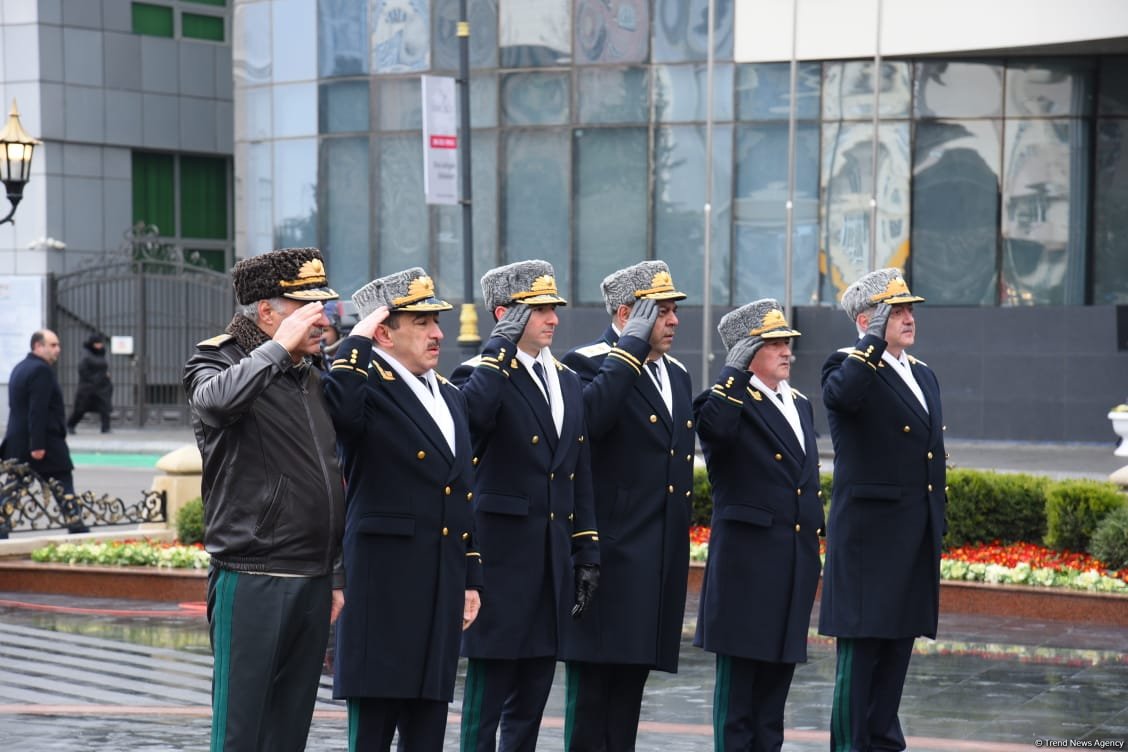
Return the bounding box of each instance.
[233,0,1128,308]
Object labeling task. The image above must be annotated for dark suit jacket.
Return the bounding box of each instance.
[2,353,73,476]
[560,328,694,673]
[693,366,823,664]
[451,335,599,661]
[324,336,481,701]
[818,334,947,640]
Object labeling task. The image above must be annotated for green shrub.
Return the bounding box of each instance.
[1044,480,1125,552]
[692,465,713,526]
[820,472,833,516]
[1088,503,1128,570]
[944,470,1047,547]
[176,497,205,546]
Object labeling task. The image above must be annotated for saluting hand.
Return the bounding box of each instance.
[620,297,659,342]
[724,335,763,372]
[490,302,532,345]
[351,305,391,340]
[273,302,326,355]
[865,302,892,340]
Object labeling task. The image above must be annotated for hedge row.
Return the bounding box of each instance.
[690,466,1128,567]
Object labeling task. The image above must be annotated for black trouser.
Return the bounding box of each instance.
[563,661,650,751]
[68,392,111,432]
[207,568,332,752]
[347,697,448,752]
[829,637,914,752]
[712,654,796,752]
[460,656,556,752]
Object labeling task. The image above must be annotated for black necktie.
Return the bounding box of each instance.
[647,361,661,388]
[776,391,785,403]
[532,361,550,402]
[418,375,433,396]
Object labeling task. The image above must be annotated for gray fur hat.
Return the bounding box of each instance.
[600,260,686,315]
[717,298,801,350]
[480,259,568,311]
[231,247,338,305]
[839,267,924,321]
[352,267,452,318]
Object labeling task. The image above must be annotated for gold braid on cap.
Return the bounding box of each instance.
[869,277,910,304]
[392,275,438,307]
[278,259,328,288]
[634,270,676,298]
[510,275,559,300]
[749,309,790,336]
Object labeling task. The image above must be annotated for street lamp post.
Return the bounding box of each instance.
[0,99,40,226]
[455,0,481,354]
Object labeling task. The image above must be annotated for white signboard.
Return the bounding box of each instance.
[110,335,135,356]
[421,75,459,206]
[0,275,44,382]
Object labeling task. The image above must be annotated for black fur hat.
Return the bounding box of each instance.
[231,248,339,305]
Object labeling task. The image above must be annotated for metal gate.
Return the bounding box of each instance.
[49,225,234,427]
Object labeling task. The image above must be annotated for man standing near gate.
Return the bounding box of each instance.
[184,247,345,752]
[820,268,947,752]
[560,260,695,751]
[2,329,88,534]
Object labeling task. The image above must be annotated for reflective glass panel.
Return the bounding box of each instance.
[911,120,1001,305]
[237,86,271,141]
[272,83,318,138]
[820,121,912,304]
[914,61,1003,118]
[1099,58,1128,116]
[653,124,733,305]
[433,0,498,72]
[736,62,821,121]
[502,129,571,296]
[501,72,570,126]
[733,123,820,306]
[574,128,649,304]
[577,66,648,124]
[1094,119,1128,303]
[320,81,370,133]
[499,0,570,68]
[322,137,371,296]
[272,0,317,82]
[377,133,429,273]
[1000,119,1089,305]
[469,73,498,129]
[823,61,911,120]
[438,132,499,304]
[273,139,318,249]
[1005,61,1094,117]
[377,77,423,131]
[233,1,271,84]
[245,142,273,255]
[652,0,733,63]
[319,0,368,77]
[574,0,649,64]
[370,0,431,73]
[654,63,733,123]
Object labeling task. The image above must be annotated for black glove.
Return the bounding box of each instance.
[570,563,600,619]
[490,302,532,344]
[724,336,763,371]
[866,302,892,339]
[620,297,658,342]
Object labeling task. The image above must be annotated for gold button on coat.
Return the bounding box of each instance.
[903,425,911,433]
[442,527,449,536]
[774,453,782,461]
[549,472,555,480]
[649,414,658,423]
[532,435,540,444]
[668,485,674,493]
[794,524,801,532]
[461,532,469,541]
[550,512,555,520]
[466,492,473,501]
[686,420,694,428]
[927,451,933,459]
[417,451,426,460]
[796,488,802,495]
[444,486,451,495]
[928,484,933,492]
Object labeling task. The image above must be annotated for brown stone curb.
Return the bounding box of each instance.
[0,560,206,602]
[687,562,1128,627]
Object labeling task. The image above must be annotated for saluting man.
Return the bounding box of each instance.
[452,259,600,752]
[560,260,695,751]
[324,268,481,751]
[820,268,946,752]
[694,299,823,752]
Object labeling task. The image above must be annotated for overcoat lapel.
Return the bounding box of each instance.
[373,353,454,465]
[748,391,805,464]
[877,361,930,426]
[512,364,558,450]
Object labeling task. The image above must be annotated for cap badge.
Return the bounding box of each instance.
[511,274,559,300]
[749,309,789,336]
[278,258,328,289]
[869,276,910,304]
[393,275,437,307]
[635,270,676,298]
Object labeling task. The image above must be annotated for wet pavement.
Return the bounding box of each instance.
[1,588,1126,751]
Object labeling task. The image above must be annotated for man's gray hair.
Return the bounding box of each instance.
[238,298,287,321]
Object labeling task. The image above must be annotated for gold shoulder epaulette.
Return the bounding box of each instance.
[907,354,928,367]
[552,358,574,373]
[789,387,808,401]
[461,355,484,368]
[435,373,451,385]
[837,346,855,354]
[664,354,688,372]
[371,360,396,381]
[574,341,612,358]
[196,333,233,349]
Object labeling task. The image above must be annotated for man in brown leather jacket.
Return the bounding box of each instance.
[183,247,345,752]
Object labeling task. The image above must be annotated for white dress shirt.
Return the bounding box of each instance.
[376,347,457,454]
[751,374,806,453]
[882,350,929,413]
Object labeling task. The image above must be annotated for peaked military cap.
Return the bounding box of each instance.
[718,298,801,350]
[481,259,567,311]
[840,267,925,321]
[600,260,686,315]
[231,247,338,304]
[352,267,453,317]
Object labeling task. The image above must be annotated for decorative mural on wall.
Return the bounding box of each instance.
[371,0,431,73]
